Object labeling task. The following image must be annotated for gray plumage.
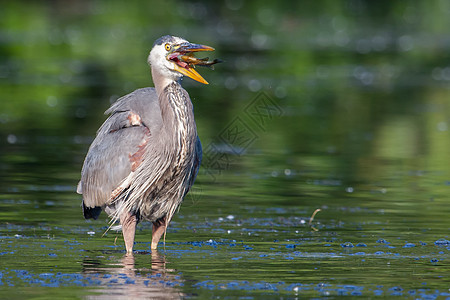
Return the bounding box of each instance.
[77,35,213,252]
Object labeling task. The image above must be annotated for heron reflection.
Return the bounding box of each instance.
[83,251,183,299]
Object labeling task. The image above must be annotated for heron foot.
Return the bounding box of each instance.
[151,217,166,250]
[120,212,137,254]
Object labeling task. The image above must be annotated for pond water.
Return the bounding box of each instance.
[1,1,450,299]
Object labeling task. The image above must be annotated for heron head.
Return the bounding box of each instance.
[148,35,216,85]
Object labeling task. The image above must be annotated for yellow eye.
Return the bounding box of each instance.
[164,43,171,51]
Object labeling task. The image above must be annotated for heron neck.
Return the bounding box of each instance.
[151,67,179,98]
[151,67,196,146]
[155,81,197,176]
[159,81,196,139]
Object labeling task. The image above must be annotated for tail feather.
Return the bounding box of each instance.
[82,202,102,220]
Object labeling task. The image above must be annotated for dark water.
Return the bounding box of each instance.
[1,1,450,299]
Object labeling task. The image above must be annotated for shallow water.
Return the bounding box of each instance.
[1,141,449,298]
[1,1,450,299]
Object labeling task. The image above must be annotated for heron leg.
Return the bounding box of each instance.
[120,212,137,254]
[151,217,166,250]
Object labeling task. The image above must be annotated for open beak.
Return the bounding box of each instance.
[168,43,215,84]
[177,43,215,53]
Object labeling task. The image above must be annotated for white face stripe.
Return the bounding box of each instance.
[148,36,189,74]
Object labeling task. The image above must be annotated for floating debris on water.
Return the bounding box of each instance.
[376,239,390,244]
[341,242,354,248]
[434,238,450,246]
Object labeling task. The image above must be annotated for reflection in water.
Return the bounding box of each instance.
[82,251,183,300]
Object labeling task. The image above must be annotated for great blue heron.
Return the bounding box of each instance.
[77,35,219,253]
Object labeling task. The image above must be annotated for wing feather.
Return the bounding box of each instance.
[78,88,161,213]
